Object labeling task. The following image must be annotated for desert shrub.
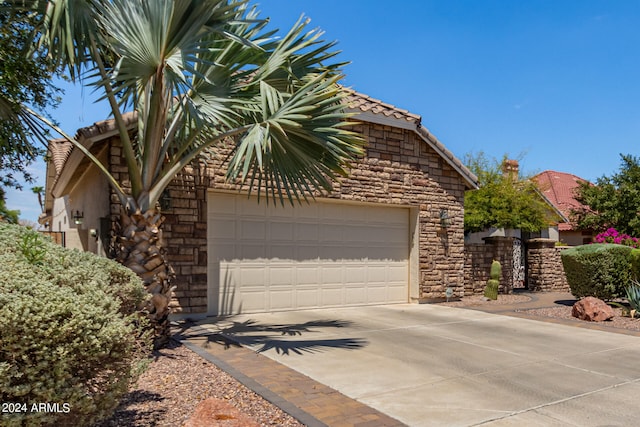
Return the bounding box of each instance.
[561,243,633,300]
[626,280,640,316]
[0,223,151,427]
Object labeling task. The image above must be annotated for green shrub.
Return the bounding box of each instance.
[561,243,633,300]
[630,249,640,280]
[0,223,151,427]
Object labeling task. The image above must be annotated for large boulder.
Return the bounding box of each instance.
[571,297,614,322]
[182,398,259,427]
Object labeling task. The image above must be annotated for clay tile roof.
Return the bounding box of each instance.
[342,87,477,189]
[533,170,589,231]
[343,87,421,125]
[47,138,74,177]
[76,111,137,140]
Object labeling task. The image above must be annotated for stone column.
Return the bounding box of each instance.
[526,238,569,292]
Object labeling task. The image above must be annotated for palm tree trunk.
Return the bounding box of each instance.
[116,208,174,348]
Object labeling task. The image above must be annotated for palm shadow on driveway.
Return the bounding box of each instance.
[176,319,368,356]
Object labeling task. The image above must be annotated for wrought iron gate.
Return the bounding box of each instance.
[513,238,525,289]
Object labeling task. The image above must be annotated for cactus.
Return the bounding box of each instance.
[490,259,501,280]
[484,260,501,300]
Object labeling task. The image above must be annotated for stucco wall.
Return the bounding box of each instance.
[50,149,111,255]
[108,122,469,314]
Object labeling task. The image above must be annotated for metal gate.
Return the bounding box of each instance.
[513,238,525,289]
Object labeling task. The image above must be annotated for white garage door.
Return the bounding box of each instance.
[207,192,409,315]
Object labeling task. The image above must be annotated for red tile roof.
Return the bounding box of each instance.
[533,170,589,231]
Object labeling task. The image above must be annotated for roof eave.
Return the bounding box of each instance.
[51,113,136,198]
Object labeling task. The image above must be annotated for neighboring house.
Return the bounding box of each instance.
[533,170,593,246]
[464,160,564,244]
[40,88,478,317]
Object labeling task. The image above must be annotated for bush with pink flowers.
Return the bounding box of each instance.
[593,228,640,248]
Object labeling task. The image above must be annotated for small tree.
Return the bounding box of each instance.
[0,6,60,189]
[573,154,640,236]
[463,151,552,233]
[0,187,19,223]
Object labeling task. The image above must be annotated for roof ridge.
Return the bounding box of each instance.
[342,87,421,123]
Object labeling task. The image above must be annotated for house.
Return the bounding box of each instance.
[40,88,478,317]
[533,170,593,246]
[464,160,565,244]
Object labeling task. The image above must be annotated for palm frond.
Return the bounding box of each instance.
[226,73,365,205]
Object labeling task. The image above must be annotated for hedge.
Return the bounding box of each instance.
[560,243,633,300]
[630,248,640,280]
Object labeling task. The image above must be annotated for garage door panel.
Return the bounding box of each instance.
[320,265,344,284]
[269,288,294,310]
[269,244,295,260]
[319,224,345,242]
[296,266,319,284]
[366,286,388,304]
[345,286,366,304]
[268,266,294,286]
[345,266,366,283]
[208,193,409,315]
[387,285,408,301]
[387,264,408,281]
[237,291,267,312]
[321,286,343,306]
[237,265,265,286]
[295,223,319,241]
[319,245,350,260]
[296,246,319,261]
[367,266,388,282]
[269,221,294,240]
[211,220,236,239]
[240,244,266,260]
[241,220,266,239]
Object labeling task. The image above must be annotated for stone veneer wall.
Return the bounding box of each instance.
[108,121,469,314]
[526,239,569,292]
[464,237,516,295]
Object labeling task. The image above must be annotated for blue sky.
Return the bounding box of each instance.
[7,0,640,223]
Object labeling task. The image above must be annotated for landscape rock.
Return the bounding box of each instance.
[571,297,614,322]
[182,398,260,427]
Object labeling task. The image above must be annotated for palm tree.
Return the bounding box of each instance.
[9,0,364,346]
[31,186,44,212]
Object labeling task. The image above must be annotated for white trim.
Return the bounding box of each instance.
[51,137,94,198]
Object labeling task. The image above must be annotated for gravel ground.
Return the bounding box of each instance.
[519,304,640,331]
[97,294,640,426]
[439,293,640,331]
[438,293,532,307]
[95,340,303,427]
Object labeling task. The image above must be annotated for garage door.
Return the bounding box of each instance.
[207,192,409,315]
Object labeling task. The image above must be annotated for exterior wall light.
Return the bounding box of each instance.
[439,209,451,229]
[73,210,84,225]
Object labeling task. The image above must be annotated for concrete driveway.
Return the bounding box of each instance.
[205,304,640,426]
